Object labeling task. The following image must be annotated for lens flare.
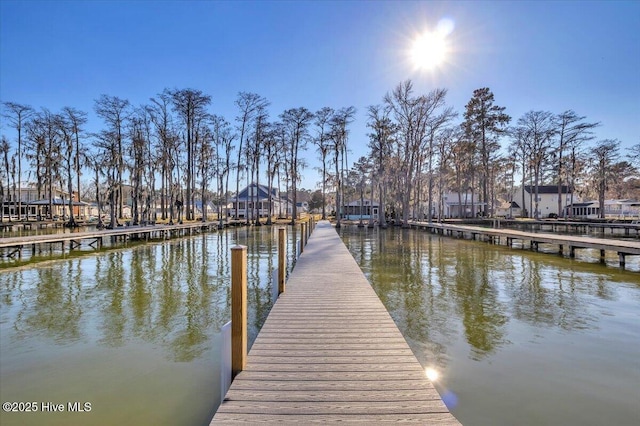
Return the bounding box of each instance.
[425,367,439,382]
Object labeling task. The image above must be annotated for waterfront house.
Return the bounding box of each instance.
[439,192,487,218]
[495,201,522,218]
[342,198,380,220]
[513,185,576,218]
[1,184,88,220]
[565,199,640,219]
[604,199,640,218]
[564,201,600,219]
[228,183,289,219]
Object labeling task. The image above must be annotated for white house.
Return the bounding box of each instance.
[564,199,640,219]
[439,193,487,218]
[342,198,380,221]
[604,199,640,218]
[512,185,577,218]
[564,201,600,219]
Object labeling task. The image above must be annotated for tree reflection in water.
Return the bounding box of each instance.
[339,225,640,426]
[0,224,302,426]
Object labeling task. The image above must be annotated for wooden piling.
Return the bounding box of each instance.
[231,245,247,379]
[278,228,286,295]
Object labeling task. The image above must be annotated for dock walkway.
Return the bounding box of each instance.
[0,221,223,259]
[410,221,640,269]
[211,221,460,424]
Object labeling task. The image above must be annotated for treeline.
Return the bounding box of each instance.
[2,80,639,227]
[361,82,639,224]
[1,90,356,227]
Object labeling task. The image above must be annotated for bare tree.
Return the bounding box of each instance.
[328,107,356,228]
[313,107,334,220]
[2,102,34,220]
[93,129,120,228]
[281,107,315,225]
[434,127,456,221]
[263,121,279,225]
[449,132,474,218]
[250,102,270,225]
[128,109,151,225]
[148,91,178,222]
[211,115,235,228]
[590,139,620,218]
[384,81,450,226]
[196,122,215,223]
[39,109,62,220]
[626,142,640,171]
[94,95,130,219]
[24,112,47,216]
[234,92,267,220]
[56,113,78,226]
[170,88,212,221]
[516,111,556,219]
[552,110,598,216]
[351,156,371,227]
[425,100,456,222]
[0,136,9,223]
[367,104,395,227]
[57,107,88,226]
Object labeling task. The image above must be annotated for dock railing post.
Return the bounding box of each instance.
[300,222,306,253]
[231,245,247,379]
[278,228,286,295]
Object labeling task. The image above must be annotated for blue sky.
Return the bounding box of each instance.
[1,0,639,190]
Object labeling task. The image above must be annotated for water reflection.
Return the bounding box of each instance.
[0,225,299,426]
[339,225,640,426]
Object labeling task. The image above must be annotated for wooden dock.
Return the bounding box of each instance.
[0,221,222,259]
[410,221,640,269]
[211,221,460,424]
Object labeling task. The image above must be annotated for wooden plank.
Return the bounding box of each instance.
[228,379,442,392]
[212,412,461,424]
[251,337,410,345]
[231,371,428,381]
[246,355,420,364]
[216,400,450,415]
[244,363,424,373]
[247,342,411,351]
[222,389,444,402]
[249,349,415,357]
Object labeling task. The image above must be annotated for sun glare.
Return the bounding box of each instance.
[410,18,454,71]
[425,367,439,382]
[411,32,447,70]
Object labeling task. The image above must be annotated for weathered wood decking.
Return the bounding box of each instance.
[0,221,224,258]
[211,221,460,424]
[410,221,640,269]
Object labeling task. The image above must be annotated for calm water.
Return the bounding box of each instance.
[0,225,301,426]
[339,226,640,426]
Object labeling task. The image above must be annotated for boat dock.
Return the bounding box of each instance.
[410,221,640,269]
[0,221,223,258]
[211,221,460,424]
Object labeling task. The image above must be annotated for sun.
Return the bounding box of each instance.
[409,19,455,71]
[411,31,448,70]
